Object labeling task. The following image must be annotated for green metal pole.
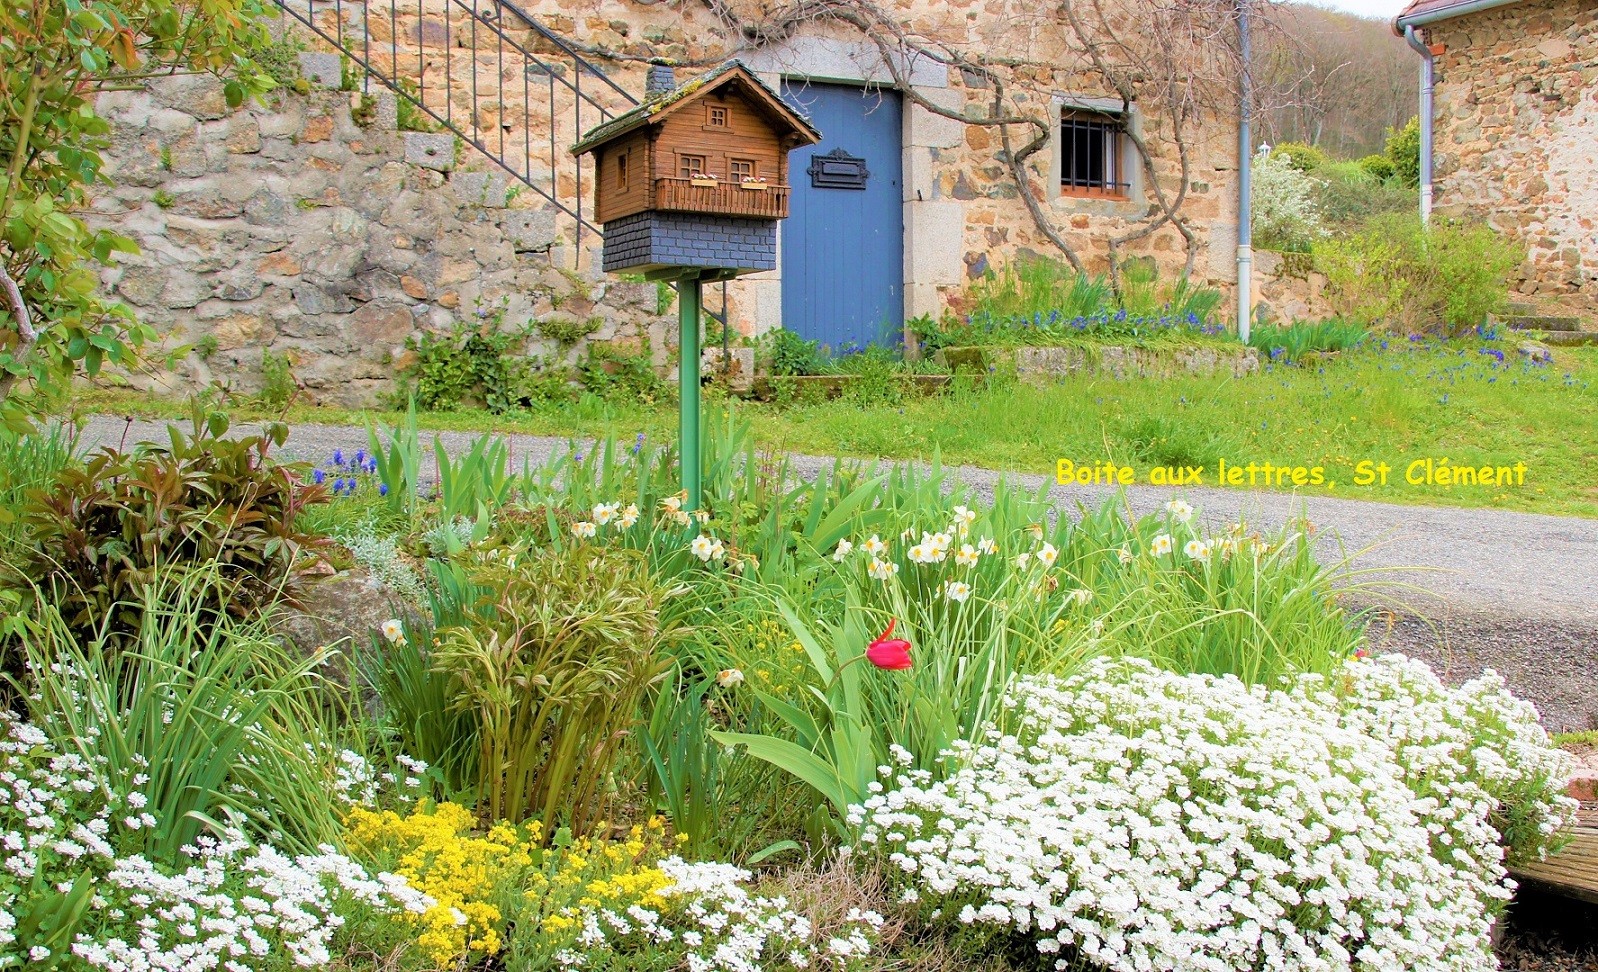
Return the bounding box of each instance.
[678,272,702,512]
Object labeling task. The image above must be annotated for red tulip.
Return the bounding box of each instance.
[866,618,913,670]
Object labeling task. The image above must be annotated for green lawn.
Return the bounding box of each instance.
[73,342,1598,518]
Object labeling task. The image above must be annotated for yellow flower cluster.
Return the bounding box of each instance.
[521,818,675,960]
[346,803,539,966]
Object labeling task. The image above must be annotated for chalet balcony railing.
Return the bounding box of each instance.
[653,178,791,219]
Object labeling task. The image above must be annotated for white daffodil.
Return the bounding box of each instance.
[619,503,640,528]
[863,534,888,556]
[833,539,854,561]
[661,492,685,512]
[1066,588,1093,606]
[977,536,997,555]
[1184,539,1211,561]
[693,509,711,524]
[716,668,745,688]
[690,535,719,562]
[907,544,935,564]
[1015,552,1031,569]
[1149,533,1173,556]
[955,544,980,568]
[1165,498,1194,521]
[1036,542,1059,568]
[1117,546,1135,564]
[944,581,972,603]
[592,502,618,525]
[380,619,405,645]
[867,559,899,580]
[572,520,597,539]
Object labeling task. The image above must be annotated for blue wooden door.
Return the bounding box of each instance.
[781,82,903,350]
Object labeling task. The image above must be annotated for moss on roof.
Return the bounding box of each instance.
[572,60,821,155]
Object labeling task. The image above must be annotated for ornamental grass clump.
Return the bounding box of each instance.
[431,544,675,830]
[854,656,1576,972]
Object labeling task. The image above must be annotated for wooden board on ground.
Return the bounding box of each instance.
[1510,807,1598,905]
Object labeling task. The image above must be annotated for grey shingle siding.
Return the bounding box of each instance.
[600,211,778,274]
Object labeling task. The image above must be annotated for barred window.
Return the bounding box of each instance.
[1061,111,1129,196]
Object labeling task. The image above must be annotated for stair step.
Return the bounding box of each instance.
[1504,315,1582,332]
[1539,330,1598,347]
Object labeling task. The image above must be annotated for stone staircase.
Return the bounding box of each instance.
[1499,302,1598,346]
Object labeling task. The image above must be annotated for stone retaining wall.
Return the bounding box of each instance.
[936,343,1259,380]
[91,71,669,406]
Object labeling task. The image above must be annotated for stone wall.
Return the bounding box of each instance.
[1428,0,1598,301]
[284,0,1242,333]
[1252,250,1333,324]
[91,72,668,406]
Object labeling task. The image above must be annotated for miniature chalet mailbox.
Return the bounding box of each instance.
[574,61,819,509]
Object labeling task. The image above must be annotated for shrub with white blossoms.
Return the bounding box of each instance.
[852,656,1576,972]
[555,857,881,972]
[0,712,435,972]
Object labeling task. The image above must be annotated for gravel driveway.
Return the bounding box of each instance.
[76,415,1598,731]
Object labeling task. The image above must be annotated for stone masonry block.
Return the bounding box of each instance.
[404,132,455,171]
[905,201,964,287]
[908,87,965,150]
[298,53,343,89]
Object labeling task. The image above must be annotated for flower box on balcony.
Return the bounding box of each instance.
[739,181,768,191]
[689,176,719,188]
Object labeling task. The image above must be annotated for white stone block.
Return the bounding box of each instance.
[905,201,965,287]
[907,87,965,149]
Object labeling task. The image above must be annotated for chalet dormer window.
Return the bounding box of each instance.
[706,104,729,128]
[1060,110,1129,198]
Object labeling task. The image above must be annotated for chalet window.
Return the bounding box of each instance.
[707,104,729,128]
[616,150,629,190]
[1060,110,1128,196]
[679,154,707,178]
[729,158,757,181]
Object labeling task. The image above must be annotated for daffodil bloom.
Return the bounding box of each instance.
[716,668,745,687]
[977,536,997,555]
[1026,523,1044,540]
[1036,542,1059,568]
[1066,588,1093,606]
[907,544,934,564]
[690,535,720,562]
[668,509,691,527]
[1015,552,1031,569]
[1117,546,1134,564]
[693,509,711,524]
[381,619,406,644]
[944,581,972,603]
[834,539,854,561]
[1150,533,1173,556]
[863,534,887,556]
[1185,539,1211,560]
[592,502,618,525]
[867,559,899,580]
[661,492,685,512]
[952,505,976,526]
[619,504,640,528]
[955,544,980,568]
[572,521,597,539]
[1165,499,1194,521]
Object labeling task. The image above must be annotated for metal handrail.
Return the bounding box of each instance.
[270,0,637,250]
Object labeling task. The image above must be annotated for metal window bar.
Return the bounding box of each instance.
[1061,113,1131,195]
[268,0,637,251]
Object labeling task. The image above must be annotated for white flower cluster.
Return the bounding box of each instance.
[556,857,881,972]
[852,656,1577,972]
[0,713,434,971]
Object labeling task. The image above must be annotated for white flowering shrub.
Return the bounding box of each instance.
[1252,151,1326,252]
[551,858,881,972]
[853,657,1576,972]
[0,712,432,971]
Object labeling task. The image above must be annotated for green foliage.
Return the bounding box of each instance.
[20,409,326,639]
[359,619,479,795]
[394,77,436,133]
[1316,214,1521,333]
[255,348,296,409]
[1246,319,1370,363]
[537,314,601,347]
[150,189,175,209]
[763,327,829,377]
[0,0,276,424]
[430,544,674,831]
[1311,160,1417,232]
[1385,116,1422,188]
[579,343,668,404]
[1269,141,1327,172]
[1357,153,1396,182]
[395,317,571,413]
[247,29,304,89]
[14,571,351,860]
[0,421,73,565]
